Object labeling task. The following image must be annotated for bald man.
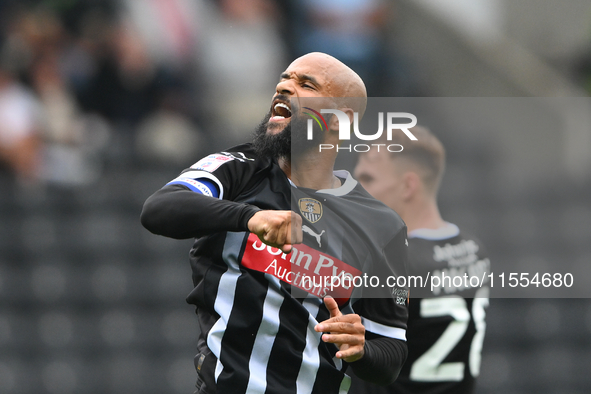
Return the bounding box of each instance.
[142,53,409,394]
[351,127,490,394]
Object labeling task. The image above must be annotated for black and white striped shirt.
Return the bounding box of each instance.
[154,144,409,394]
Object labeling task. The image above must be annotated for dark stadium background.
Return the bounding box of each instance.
[1,0,590,393]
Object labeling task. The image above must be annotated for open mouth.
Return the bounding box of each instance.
[271,101,292,121]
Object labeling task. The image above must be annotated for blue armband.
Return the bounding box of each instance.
[166,178,220,198]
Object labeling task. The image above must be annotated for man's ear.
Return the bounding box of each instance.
[327,108,354,132]
[402,172,420,201]
[342,108,354,125]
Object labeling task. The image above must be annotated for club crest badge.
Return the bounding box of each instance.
[298,198,323,223]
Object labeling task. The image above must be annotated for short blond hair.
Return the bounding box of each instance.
[388,126,446,194]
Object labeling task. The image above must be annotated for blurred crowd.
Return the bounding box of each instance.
[0,0,412,188]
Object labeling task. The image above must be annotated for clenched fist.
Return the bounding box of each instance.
[247,210,303,254]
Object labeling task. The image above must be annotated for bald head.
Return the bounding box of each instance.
[286,52,367,117]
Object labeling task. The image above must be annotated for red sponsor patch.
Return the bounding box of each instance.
[241,233,361,302]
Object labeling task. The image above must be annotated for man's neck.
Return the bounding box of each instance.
[279,153,340,190]
[403,200,446,233]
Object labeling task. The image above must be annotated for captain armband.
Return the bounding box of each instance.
[166,178,220,198]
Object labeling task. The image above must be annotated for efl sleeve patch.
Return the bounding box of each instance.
[190,154,234,172]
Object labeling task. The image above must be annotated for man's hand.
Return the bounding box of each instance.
[247,210,303,254]
[315,296,365,363]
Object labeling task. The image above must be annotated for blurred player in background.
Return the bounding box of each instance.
[141,52,409,394]
[351,126,490,394]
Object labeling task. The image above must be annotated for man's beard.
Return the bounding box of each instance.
[252,111,323,161]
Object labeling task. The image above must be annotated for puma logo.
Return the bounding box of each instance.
[302,225,325,247]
